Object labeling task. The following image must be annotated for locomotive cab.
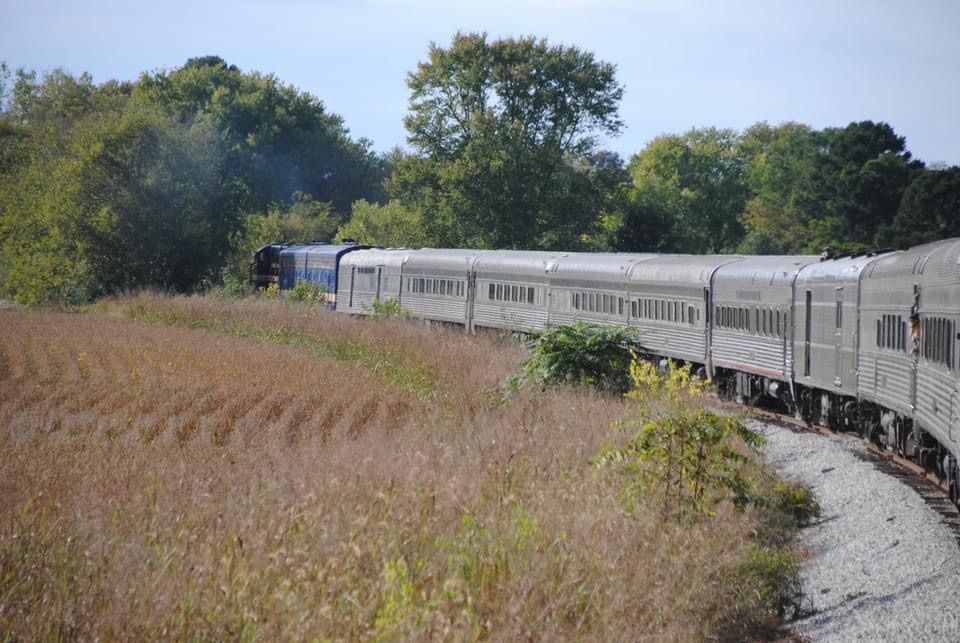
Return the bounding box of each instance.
[250,242,290,288]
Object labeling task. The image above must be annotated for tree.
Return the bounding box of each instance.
[735,122,819,254]
[337,199,432,248]
[885,167,960,247]
[132,57,386,217]
[625,128,746,253]
[796,121,922,251]
[393,32,624,249]
[0,102,229,304]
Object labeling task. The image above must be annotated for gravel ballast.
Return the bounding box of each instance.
[754,420,960,641]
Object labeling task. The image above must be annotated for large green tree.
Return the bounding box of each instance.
[392,32,624,249]
[885,167,960,248]
[735,122,819,253]
[132,56,386,217]
[796,121,923,252]
[623,128,745,253]
[0,60,384,304]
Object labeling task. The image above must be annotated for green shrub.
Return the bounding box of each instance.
[508,322,637,394]
[594,357,764,518]
[732,545,803,619]
[770,480,821,527]
[287,281,327,304]
[370,297,410,319]
[212,273,251,299]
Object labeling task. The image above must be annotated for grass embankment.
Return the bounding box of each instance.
[1,294,812,640]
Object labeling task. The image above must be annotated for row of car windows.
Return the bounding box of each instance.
[408,277,465,298]
[876,314,908,353]
[922,317,956,370]
[632,298,697,325]
[489,282,537,304]
[715,305,787,338]
[571,292,625,316]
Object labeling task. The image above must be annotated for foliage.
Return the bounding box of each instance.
[769,480,821,528]
[0,100,229,305]
[391,32,625,249]
[508,322,637,394]
[0,61,383,305]
[884,167,960,248]
[337,199,432,248]
[594,358,765,518]
[735,121,819,254]
[732,545,803,619]
[131,56,385,215]
[624,128,746,253]
[369,297,410,318]
[287,280,327,304]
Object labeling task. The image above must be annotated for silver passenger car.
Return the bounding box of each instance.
[794,254,885,394]
[913,239,960,457]
[398,249,478,325]
[858,247,917,420]
[336,248,408,314]
[471,251,566,332]
[627,255,743,371]
[711,256,819,393]
[860,239,960,457]
[547,253,657,328]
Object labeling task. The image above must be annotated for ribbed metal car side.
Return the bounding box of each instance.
[336,249,408,314]
[626,255,743,370]
[884,239,960,455]
[793,253,885,397]
[546,253,658,330]
[399,249,480,326]
[471,251,566,332]
[858,247,926,418]
[711,256,819,383]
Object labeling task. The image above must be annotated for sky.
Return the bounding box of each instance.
[3,0,960,166]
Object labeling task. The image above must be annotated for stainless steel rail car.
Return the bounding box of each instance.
[337,248,408,314]
[546,253,657,330]
[792,252,889,429]
[626,255,743,373]
[471,251,565,333]
[860,239,960,500]
[710,255,819,404]
[396,249,478,326]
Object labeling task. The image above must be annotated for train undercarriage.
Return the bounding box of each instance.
[710,367,960,507]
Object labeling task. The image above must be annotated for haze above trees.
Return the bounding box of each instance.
[1,34,958,305]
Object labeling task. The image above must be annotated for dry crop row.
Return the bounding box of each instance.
[1,299,795,640]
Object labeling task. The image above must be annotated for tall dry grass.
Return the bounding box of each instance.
[0,294,794,640]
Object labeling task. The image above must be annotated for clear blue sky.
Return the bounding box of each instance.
[4,0,959,166]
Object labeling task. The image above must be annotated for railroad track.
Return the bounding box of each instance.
[740,403,960,546]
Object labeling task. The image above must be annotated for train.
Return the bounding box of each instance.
[252,238,960,504]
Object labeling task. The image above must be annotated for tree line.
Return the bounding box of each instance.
[1,33,958,305]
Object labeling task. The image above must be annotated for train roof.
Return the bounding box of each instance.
[547,252,659,282]
[796,250,893,285]
[474,250,571,276]
[402,248,485,271]
[627,254,744,284]
[339,248,410,269]
[713,255,820,286]
[280,242,366,258]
